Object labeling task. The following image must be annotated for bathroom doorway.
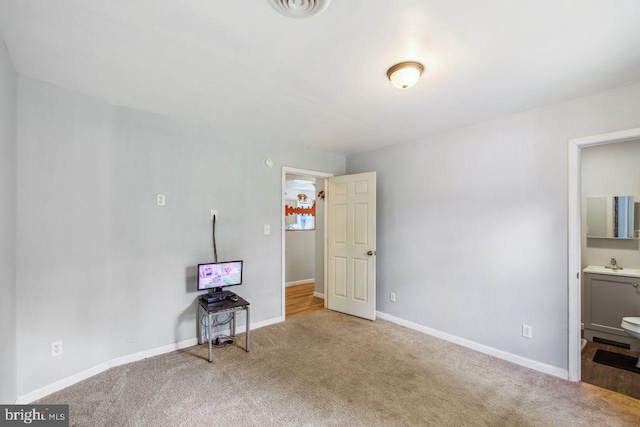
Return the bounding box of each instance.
[579,139,640,399]
[567,128,640,402]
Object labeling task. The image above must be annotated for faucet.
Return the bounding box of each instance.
[606,258,623,270]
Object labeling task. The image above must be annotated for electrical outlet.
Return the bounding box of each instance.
[210,209,218,220]
[389,292,396,302]
[522,324,532,339]
[51,341,63,357]
[156,194,165,206]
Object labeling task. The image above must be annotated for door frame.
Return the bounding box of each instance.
[567,126,640,381]
[281,167,334,320]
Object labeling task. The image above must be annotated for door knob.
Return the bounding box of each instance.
[634,283,638,288]
[367,250,375,256]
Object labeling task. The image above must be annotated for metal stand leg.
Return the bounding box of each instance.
[246,305,250,352]
[197,304,202,345]
[231,311,236,336]
[208,312,213,363]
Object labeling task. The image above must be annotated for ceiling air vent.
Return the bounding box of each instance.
[268,0,331,18]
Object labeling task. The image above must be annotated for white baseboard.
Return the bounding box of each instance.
[110,338,198,369]
[285,279,315,287]
[249,316,283,330]
[16,361,111,405]
[376,311,568,380]
[16,337,197,404]
[313,291,324,299]
[16,316,283,404]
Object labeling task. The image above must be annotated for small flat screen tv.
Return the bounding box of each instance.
[197,260,243,292]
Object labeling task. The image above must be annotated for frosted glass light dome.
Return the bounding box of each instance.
[387,62,424,89]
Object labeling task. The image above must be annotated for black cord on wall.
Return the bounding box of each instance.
[213,214,218,263]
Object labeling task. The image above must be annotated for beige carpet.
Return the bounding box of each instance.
[38,310,640,426]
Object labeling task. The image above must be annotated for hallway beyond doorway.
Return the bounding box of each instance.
[286,282,324,318]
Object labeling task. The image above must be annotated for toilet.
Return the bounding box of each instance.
[620,317,640,368]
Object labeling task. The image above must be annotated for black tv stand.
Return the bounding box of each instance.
[197,293,250,362]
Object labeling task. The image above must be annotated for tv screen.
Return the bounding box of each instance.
[197,260,243,291]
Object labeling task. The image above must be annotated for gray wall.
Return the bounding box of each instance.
[581,139,640,269]
[285,230,315,283]
[347,82,640,370]
[0,38,17,404]
[15,77,345,397]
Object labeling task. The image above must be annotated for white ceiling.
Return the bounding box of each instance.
[1,0,639,156]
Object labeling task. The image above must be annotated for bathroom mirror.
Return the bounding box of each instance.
[586,196,637,239]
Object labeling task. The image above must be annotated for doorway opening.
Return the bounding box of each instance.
[567,127,640,385]
[281,167,334,320]
[578,138,640,399]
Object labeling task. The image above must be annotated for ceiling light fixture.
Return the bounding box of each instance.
[387,62,424,90]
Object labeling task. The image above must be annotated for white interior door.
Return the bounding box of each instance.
[327,172,376,320]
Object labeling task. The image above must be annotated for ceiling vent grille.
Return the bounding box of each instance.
[268,0,331,18]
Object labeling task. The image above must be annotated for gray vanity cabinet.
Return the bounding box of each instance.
[583,273,640,342]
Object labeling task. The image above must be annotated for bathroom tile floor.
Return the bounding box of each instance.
[582,341,640,400]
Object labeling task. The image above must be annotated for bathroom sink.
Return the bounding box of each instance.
[583,265,640,278]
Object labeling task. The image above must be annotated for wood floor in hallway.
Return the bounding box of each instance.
[286,282,324,318]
